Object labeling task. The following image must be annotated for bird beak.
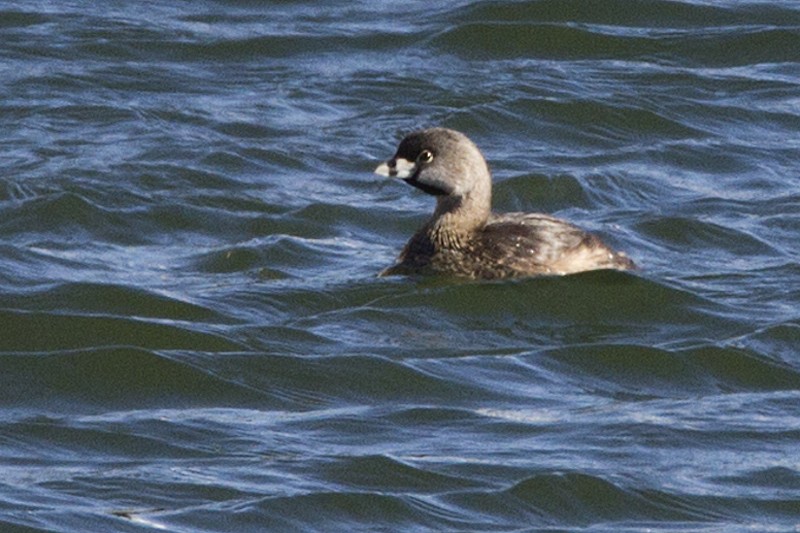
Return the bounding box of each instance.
[374,157,416,179]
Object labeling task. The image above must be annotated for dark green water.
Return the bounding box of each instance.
[1,1,799,531]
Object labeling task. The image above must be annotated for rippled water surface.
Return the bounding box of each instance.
[2,1,800,531]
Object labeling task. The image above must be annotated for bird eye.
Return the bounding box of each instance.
[418,150,434,164]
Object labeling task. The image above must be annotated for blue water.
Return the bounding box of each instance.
[1,1,800,531]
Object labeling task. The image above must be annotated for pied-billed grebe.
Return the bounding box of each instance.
[375,127,635,279]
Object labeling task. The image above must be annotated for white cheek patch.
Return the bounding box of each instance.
[374,157,416,178]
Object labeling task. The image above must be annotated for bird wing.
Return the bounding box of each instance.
[480,213,625,275]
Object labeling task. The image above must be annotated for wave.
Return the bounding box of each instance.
[433,21,800,67]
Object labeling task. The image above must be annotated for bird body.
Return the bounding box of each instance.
[375,128,634,280]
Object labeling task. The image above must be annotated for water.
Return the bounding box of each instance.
[1,1,799,531]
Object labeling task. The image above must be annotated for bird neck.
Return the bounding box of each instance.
[427,187,491,250]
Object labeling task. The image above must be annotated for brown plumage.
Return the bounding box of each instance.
[375,127,635,280]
